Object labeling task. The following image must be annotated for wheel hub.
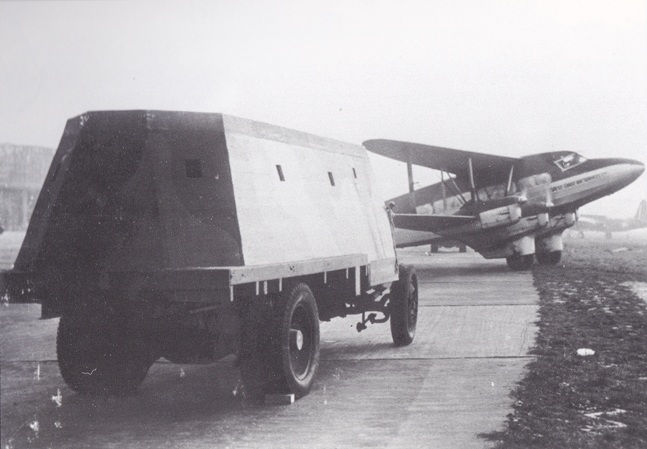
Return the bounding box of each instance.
[291,329,304,351]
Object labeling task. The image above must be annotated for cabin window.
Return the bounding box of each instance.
[352,167,357,178]
[328,171,335,186]
[185,159,202,178]
[276,164,285,181]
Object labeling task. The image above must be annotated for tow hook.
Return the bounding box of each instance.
[356,312,389,332]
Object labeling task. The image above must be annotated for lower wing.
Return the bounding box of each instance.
[393,213,476,233]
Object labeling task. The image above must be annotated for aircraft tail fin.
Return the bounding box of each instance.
[635,200,647,222]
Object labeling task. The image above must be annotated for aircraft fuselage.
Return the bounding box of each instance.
[389,151,644,256]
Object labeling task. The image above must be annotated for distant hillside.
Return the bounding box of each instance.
[0,143,55,231]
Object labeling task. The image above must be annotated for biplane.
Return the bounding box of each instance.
[364,139,644,270]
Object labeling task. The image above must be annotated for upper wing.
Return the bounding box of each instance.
[364,139,520,188]
[393,213,476,233]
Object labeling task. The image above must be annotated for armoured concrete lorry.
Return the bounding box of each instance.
[4,111,418,400]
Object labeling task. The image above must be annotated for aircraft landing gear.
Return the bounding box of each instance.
[536,250,562,265]
[506,254,534,271]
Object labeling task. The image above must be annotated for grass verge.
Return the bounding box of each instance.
[482,237,647,448]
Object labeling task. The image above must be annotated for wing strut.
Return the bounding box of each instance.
[505,165,515,196]
[468,157,477,203]
[441,171,447,212]
[407,159,414,193]
[445,169,468,206]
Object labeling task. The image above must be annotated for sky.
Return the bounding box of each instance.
[1,0,645,217]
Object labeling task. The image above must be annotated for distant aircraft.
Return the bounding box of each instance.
[575,200,647,238]
[364,140,645,270]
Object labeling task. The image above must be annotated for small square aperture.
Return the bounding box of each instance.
[185,159,203,178]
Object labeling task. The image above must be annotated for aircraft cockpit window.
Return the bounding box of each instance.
[554,153,587,171]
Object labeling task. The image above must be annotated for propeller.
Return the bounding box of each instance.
[518,180,553,216]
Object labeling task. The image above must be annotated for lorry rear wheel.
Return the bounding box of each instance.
[390,265,418,346]
[239,301,272,399]
[57,306,153,396]
[269,283,320,398]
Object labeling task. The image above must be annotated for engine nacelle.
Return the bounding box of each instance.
[537,212,550,227]
[537,212,577,238]
[521,202,551,217]
[479,204,521,230]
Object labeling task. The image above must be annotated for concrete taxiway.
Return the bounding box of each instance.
[1,249,538,448]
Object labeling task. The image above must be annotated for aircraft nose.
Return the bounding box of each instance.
[602,158,645,190]
[624,159,645,183]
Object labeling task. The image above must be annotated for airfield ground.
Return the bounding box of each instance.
[1,231,646,448]
[1,233,536,449]
[484,233,647,449]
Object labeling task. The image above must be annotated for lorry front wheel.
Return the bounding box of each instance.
[390,264,418,346]
[57,306,153,396]
[269,283,321,398]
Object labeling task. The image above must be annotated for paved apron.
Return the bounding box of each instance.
[1,250,539,449]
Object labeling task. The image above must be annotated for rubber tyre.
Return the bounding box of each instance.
[238,300,273,399]
[239,284,321,399]
[390,264,418,346]
[506,254,534,271]
[536,250,562,265]
[57,306,153,396]
[268,283,321,398]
